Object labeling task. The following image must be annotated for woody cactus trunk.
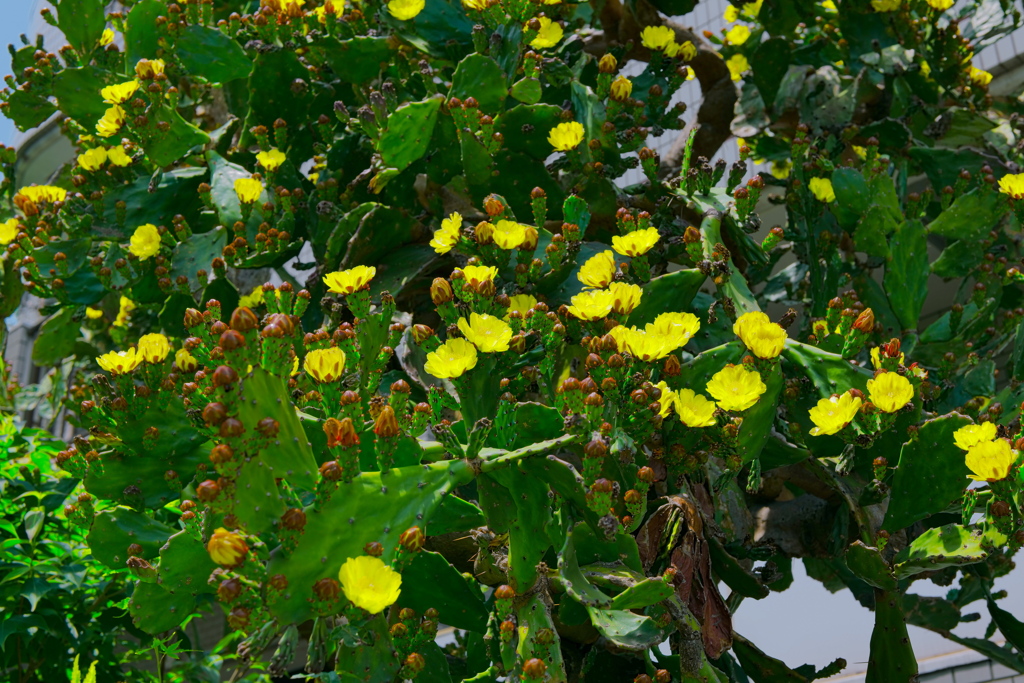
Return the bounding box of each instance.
[3,0,1024,681]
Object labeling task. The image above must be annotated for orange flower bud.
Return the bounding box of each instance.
[399,526,426,552]
[373,405,400,438]
[431,277,454,304]
[853,308,875,333]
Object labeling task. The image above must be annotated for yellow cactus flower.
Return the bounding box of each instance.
[460,264,499,288]
[529,16,564,49]
[578,250,616,289]
[808,177,835,202]
[106,145,132,166]
[969,66,993,87]
[548,121,585,151]
[0,218,20,245]
[733,311,787,359]
[926,0,952,9]
[998,173,1024,199]
[458,313,513,352]
[304,347,347,382]
[871,0,900,9]
[77,147,107,171]
[388,0,425,19]
[650,311,700,346]
[674,388,718,428]
[100,28,115,46]
[727,53,750,81]
[953,422,998,451]
[238,285,265,309]
[610,75,633,101]
[424,338,479,378]
[256,148,287,171]
[641,25,676,53]
[808,392,862,436]
[725,25,751,45]
[771,159,792,179]
[724,4,740,21]
[655,381,677,418]
[866,371,914,412]
[97,348,142,375]
[965,439,1015,482]
[612,227,660,257]
[96,105,126,138]
[463,0,492,9]
[609,282,642,315]
[567,289,615,321]
[175,347,198,372]
[19,185,68,204]
[506,294,538,317]
[323,265,376,295]
[822,0,837,10]
[673,40,697,61]
[114,296,135,327]
[706,364,766,411]
[138,333,171,363]
[493,219,526,250]
[624,328,677,361]
[129,223,161,260]
[85,307,104,320]
[338,555,402,614]
[430,212,462,254]
[207,528,249,567]
[101,80,139,104]
[135,58,165,79]
[234,177,264,204]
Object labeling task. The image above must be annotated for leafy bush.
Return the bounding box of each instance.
[3,0,1024,681]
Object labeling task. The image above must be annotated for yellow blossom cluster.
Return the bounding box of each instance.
[953,422,1017,482]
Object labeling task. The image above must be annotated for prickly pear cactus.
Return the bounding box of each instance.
[4,0,1024,681]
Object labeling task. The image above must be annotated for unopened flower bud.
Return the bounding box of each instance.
[373,405,400,438]
[399,526,426,552]
[431,278,453,304]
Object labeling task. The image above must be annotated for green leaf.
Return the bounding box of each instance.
[142,105,210,167]
[903,593,960,631]
[510,78,542,105]
[737,362,782,465]
[0,256,24,319]
[320,36,393,84]
[989,599,1024,655]
[207,151,259,228]
[854,205,897,258]
[708,536,768,599]
[399,551,489,632]
[882,413,971,532]
[86,401,209,508]
[52,66,113,129]
[170,227,227,297]
[496,104,563,160]
[157,530,218,596]
[430,495,485,535]
[609,577,674,610]
[627,269,705,328]
[32,308,77,366]
[105,167,206,229]
[932,238,986,279]
[927,189,1006,242]
[129,582,195,635]
[585,606,669,651]
[844,541,896,590]
[238,369,319,490]
[893,524,987,578]
[266,460,473,624]
[54,0,106,53]
[88,507,176,570]
[883,220,928,330]
[831,168,870,230]
[781,341,871,398]
[752,38,792,109]
[379,97,444,172]
[176,25,252,83]
[943,633,1024,673]
[0,615,47,649]
[5,90,57,132]
[125,0,164,65]
[449,54,508,114]
[865,590,917,683]
[336,616,401,683]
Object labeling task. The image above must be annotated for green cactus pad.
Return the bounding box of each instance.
[399,550,488,632]
[129,582,196,635]
[893,524,987,578]
[88,506,176,570]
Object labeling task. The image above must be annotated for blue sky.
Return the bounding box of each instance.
[0,1,39,146]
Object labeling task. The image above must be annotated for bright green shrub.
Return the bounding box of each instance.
[2,0,1024,681]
